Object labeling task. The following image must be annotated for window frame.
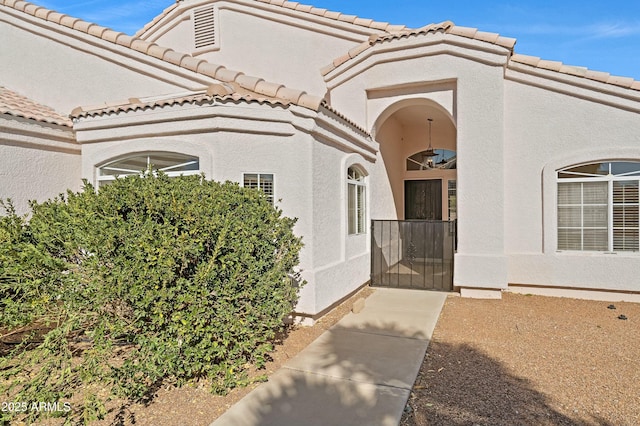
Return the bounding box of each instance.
[406,149,456,171]
[96,152,200,188]
[242,172,275,205]
[557,161,640,253]
[347,165,367,235]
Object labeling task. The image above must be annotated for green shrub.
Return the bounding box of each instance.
[0,173,303,423]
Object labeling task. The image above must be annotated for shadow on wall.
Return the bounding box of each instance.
[402,341,616,426]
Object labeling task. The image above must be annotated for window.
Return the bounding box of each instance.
[448,180,457,220]
[97,153,199,188]
[557,162,640,252]
[347,166,366,235]
[407,149,456,170]
[243,173,274,204]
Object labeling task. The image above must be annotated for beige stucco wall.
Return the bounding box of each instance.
[327,32,640,295]
[0,117,81,215]
[503,72,640,293]
[0,7,214,115]
[142,2,371,97]
[327,34,511,291]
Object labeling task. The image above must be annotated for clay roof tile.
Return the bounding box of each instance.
[511,55,640,91]
[207,84,233,96]
[46,11,65,23]
[322,10,341,20]
[180,56,206,73]
[337,14,358,24]
[254,80,284,97]
[282,1,299,10]
[101,29,120,43]
[607,75,635,88]
[72,20,92,32]
[275,86,305,103]
[215,67,243,82]
[146,45,172,60]
[196,62,224,78]
[115,34,134,48]
[447,26,477,38]
[22,3,37,14]
[0,86,72,127]
[59,15,79,28]
[236,75,264,91]
[34,7,49,19]
[162,50,189,66]
[296,93,323,110]
[537,59,563,72]
[87,24,108,38]
[473,30,499,44]
[295,4,313,13]
[130,39,153,54]
[1,0,396,115]
[309,7,327,16]
[12,1,28,12]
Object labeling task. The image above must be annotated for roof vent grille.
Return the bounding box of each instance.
[193,6,216,49]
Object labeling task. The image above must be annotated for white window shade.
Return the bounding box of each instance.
[243,173,274,204]
[347,166,366,235]
[558,181,608,251]
[613,180,639,251]
[557,161,640,253]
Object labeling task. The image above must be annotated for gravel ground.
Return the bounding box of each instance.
[401,292,640,426]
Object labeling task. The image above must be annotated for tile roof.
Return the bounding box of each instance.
[1,0,325,111]
[0,86,72,126]
[136,0,407,38]
[510,54,640,92]
[321,22,517,76]
[254,0,407,32]
[321,20,640,93]
[71,84,371,136]
[70,84,290,118]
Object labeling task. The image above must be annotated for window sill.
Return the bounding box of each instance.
[556,250,639,256]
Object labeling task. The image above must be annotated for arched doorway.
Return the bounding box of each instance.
[370,98,457,290]
[373,98,457,221]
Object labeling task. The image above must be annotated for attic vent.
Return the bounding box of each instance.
[193,6,216,49]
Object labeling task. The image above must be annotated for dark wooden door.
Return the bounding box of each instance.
[405,180,442,220]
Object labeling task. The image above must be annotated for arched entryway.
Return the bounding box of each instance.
[370,98,457,291]
[373,98,457,221]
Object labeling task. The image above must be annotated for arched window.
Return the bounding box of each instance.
[557,161,640,252]
[97,153,200,187]
[407,149,456,171]
[347,166,366,235]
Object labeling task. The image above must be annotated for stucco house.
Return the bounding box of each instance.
[2,0,640,322]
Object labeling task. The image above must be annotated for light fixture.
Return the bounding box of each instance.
[424,118,437,158]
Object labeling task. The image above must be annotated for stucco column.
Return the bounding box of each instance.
[454,65,508,297]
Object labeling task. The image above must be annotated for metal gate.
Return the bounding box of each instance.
[371,220,455,291]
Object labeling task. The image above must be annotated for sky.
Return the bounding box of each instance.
[38,0,640,81]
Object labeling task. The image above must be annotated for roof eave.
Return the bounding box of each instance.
[136,0,408,41]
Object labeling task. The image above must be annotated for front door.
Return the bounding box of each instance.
[404,179,444,261]
[405,179,442,220]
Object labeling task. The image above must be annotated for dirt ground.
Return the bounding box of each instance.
[401,292,640,426]
[14,288,640,425]
[25,286,373,426]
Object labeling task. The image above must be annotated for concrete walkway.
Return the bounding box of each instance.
[210,288,448,426]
